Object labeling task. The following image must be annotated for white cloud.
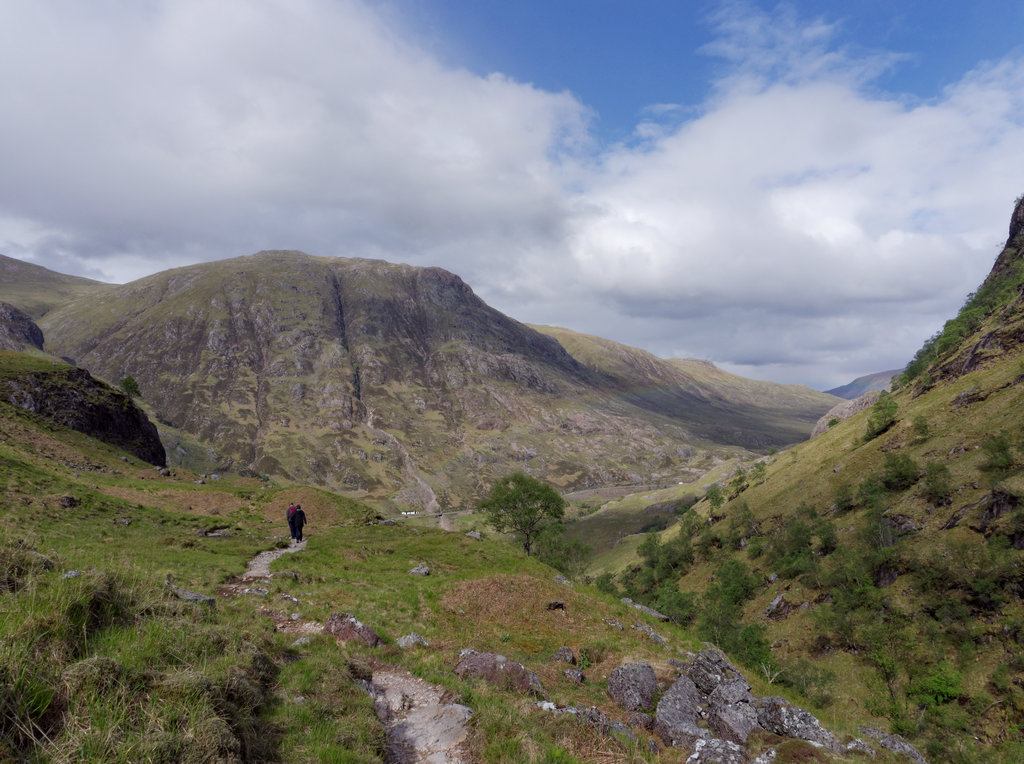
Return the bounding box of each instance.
[0,0,1022,389]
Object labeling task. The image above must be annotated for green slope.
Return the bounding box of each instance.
[598,197,1024,762]
[0,253,112,319]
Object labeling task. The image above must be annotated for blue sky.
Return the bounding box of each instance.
[1,0,1023,389]
[393,0,1023,141]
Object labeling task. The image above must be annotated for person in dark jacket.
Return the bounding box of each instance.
[293,504,307,542]
[286,502,297,540]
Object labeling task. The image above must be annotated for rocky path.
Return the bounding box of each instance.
[228,539,472,762]
[242,538,306,579]
[367,666,473,764]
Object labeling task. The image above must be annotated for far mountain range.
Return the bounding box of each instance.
[0,251,845,509]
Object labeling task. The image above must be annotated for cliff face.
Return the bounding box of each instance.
[35,250,826,505]
[4,362,166,466]
[0,302,44,351]
[38,252,642,501]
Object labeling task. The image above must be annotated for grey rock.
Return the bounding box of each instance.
[688,648,747,696]
[653,675,711,750]
[551,646,575,664]
[409,563,430,576]
[686,738,748,764]
[633,622,667,646]
[608,662,658,712]
[756,696,840,752]
[291,637,312,648]
[621,597,669,621]
[554,574,573,586]
[165,581,216,608]
[564,668,585,684]
[858,726,928,764]
[397,632,430,648]
[454,650,546,698]
[465,531,482,540]
[627,711,653,730]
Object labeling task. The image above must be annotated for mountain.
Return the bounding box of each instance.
[824,369,899,399]
[600,195,1024,761]
[14,251,838,510]
[532,327,840,448]
[0,253,111,319]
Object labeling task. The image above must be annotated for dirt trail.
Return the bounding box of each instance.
[242,539,306,579]
[368,667,473,764]
[228,540,472,762]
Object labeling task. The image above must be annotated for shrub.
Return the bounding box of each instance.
[865,392,898,440]
[982,432,1014,472]
[923,462,952,503]
[881,452,920,491]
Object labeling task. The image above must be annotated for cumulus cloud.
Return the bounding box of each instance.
[0,0,585,281]
[537,4,1024,386]
[0,0,1022,388]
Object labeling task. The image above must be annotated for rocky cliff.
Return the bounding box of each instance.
[3,359,166,466]
[0,302,44,351]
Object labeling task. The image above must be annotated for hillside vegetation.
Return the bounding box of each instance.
[590,196,1024,763]
[2,349,924,763]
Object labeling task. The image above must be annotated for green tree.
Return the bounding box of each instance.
[705,483,725,511]
[865,392,898,440]
[118,376,141,398]
[479,472,565,556]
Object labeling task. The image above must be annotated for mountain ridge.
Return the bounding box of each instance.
[5,250,838,508]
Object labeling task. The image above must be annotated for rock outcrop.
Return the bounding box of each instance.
[647,648,927,762]
[5,364,166,466]
[0,302,44,351]
[453,649,545,698]
[811,390,881,437]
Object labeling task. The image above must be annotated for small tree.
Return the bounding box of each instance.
[118,376,141,399]
[865,392,898,441]
[479,472,565,556]
[705,483,725,511]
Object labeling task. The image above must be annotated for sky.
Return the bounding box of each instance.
[1,1,1023,390]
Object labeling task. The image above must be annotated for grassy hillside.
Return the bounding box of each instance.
[1,347,932,763]
[533,325,840,448]
[592,204,1024,763]
[0,253,111,319]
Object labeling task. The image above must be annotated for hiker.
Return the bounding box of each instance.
[286,502,297,540]
[293,504,307,542]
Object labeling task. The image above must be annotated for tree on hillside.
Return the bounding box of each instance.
[118,376,141,399]
[479,472,565,556]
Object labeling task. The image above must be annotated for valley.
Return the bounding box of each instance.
[2,196,1024,761]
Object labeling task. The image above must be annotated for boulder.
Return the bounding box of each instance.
[755,696,840,752]
[688,648,748,696]
[408,564,430,576]
[323,612,383,647]
[653,675,711,750]
[550,646,575,664]
[454,650,545,698]
[608,662,658,712]
[621,597,669,621]
[396,632,430,648]
[858,726,928,764]
[687,738,748,764]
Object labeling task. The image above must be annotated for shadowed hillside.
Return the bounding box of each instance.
[21,251,837,510]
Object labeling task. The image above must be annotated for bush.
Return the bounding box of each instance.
[982,432,1014,472]
[923,462,952,503]
[881,452,920,491]
[865,392,898,440]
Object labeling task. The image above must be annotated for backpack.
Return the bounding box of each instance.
[287,504,296,519]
